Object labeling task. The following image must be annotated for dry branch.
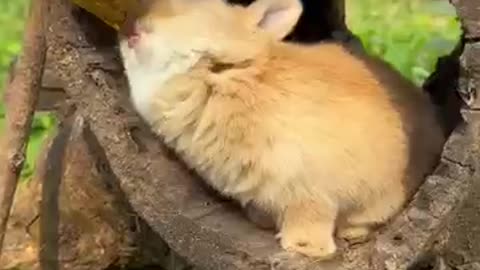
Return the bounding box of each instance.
[0,0,48,258]
[38,118,72,270]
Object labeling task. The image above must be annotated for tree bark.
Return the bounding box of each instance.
[0,0,47,257]
[35,114,182,270]
[427,1,480,269]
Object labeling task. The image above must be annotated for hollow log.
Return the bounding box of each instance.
[3,114,189,270]
[20,0,480,269]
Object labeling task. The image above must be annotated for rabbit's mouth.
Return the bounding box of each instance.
[127,34,140,49]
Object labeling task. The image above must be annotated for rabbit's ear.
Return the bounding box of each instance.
[246,0,302,40]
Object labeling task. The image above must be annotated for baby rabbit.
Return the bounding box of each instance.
[118,0,445,259]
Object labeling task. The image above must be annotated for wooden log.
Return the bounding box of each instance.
[1,113,189,270]
[6,55,67,113]
[452,0,480,39]
[425,1,480,269]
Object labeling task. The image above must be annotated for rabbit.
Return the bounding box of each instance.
[118,0,445,259]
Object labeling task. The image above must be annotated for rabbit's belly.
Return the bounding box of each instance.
[189,155,259,204]
[166,139,260,206]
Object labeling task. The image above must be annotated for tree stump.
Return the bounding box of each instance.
[9,0,479,269]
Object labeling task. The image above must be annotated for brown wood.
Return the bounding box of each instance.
[35,115,179,270]
[451,0,480,39]
[0,0,48,258]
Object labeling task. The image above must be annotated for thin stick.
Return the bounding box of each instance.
[0,0,48,258]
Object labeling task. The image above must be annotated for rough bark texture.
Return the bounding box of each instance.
[2,117,185,270]
[4,57,65,112]
[430,1,480,269]
[37,115,188,270]
[16,0,479,269]
[0,0,47,256]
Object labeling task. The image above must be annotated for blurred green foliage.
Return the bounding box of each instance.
[0,0,57,179]
[0,0,463,180]
[347,0,462,85]
[0,1,27,86]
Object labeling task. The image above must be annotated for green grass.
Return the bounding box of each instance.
[0,0,463,180]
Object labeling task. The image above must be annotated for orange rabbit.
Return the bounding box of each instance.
[118,0,445,259]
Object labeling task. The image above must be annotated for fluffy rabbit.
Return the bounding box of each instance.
[118,0,445,259]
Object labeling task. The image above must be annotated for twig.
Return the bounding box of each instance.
[0,0,48,258]
[39,118,74,270]
[25,214,39,237]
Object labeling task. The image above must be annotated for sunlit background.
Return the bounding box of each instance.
[0,0,462,179]
[347,0,461,85]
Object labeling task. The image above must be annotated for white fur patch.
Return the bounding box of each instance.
[119,39,202,122]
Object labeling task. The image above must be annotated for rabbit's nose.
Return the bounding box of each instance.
[120,13,139,38]
[120,14,141,48]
